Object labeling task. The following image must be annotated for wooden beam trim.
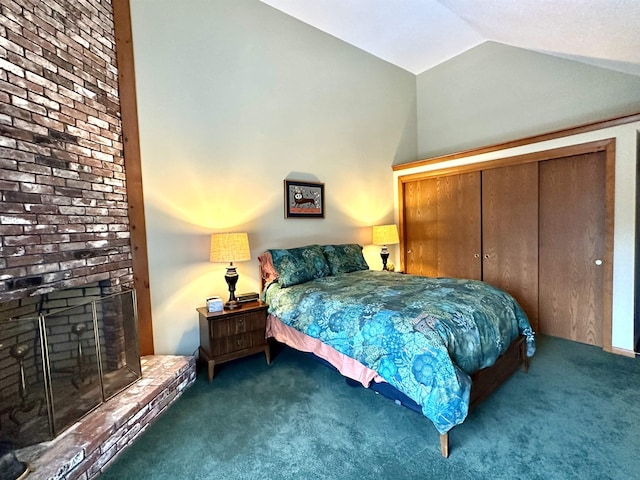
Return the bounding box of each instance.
[112,0,154,355]
[393,112,640,172]
[602,140,616,353]
[397,138,614,184]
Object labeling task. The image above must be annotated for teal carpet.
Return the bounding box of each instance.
[102,335,639,479]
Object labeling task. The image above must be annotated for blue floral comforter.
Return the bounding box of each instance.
[264,270,535,434]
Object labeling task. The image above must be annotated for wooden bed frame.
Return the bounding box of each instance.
[259,266,530,458]
[442,334,529,457]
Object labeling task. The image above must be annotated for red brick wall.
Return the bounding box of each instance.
[0,0,133,301]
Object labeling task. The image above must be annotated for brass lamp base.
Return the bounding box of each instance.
[380,246,389,271]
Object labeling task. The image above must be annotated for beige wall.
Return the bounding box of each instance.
[129,0,417,354]
[414,41,640,160]
[130,2,639,355]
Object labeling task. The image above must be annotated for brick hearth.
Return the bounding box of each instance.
[15,355,196,480]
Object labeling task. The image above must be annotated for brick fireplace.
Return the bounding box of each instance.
[0,0,134,301]
[1,0,135,446]
[0,284,198,480]
[0,283,140,448]
[0,2,176,478]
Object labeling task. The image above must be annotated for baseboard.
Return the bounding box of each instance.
[610,346,636,358]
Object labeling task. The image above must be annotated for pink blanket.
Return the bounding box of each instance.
[266,314,385,387]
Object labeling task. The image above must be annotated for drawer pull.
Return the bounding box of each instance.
[236,336,244,347]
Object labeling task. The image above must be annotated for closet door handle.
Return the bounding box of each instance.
[483,254,490,259]
[474,254,480,258]
[595,259,603,266]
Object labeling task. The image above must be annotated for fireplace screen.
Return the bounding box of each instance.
[0,289,141,448]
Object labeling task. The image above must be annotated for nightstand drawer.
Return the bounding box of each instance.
[211,329,267,356]
[210,311,266,339]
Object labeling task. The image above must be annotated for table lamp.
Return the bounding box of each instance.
[209,232,251,309]
[372,224,399,271]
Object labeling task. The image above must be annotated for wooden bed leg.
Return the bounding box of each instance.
[519,340,530,373]
[439,433,449,458]
[521,355,530,373]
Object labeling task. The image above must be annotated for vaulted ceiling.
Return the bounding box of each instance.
[260,0,640,76]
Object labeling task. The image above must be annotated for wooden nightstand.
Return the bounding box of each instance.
[197,301,271,382]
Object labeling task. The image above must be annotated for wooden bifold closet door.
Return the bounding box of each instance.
[482,163,539,329]
[403,173,481,280]
[402,164,538,329]
[400,145,610,348]
[538,152,606,346]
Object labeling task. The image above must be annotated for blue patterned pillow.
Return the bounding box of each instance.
[322,244,369,275]
[268,245,331,288]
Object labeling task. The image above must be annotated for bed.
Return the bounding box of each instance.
[259,244,535,457]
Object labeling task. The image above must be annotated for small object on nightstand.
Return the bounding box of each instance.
[197,301,270,382]
[206,296,223,313]
[237,292,259,303]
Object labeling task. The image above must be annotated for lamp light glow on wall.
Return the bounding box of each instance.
[209,232,251,310]
[372,224,399,271]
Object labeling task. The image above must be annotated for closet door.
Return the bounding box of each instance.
[538,152,606,346]
[482,163,539,329]
[403,173,481,279]
[403,177,438,277]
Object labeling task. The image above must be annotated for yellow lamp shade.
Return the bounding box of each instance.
[372,224,399,246]
[209,233,251,263]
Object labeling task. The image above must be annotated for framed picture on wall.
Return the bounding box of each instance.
[284,180,325,218]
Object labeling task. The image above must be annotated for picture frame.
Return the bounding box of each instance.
[284,180,325,218]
